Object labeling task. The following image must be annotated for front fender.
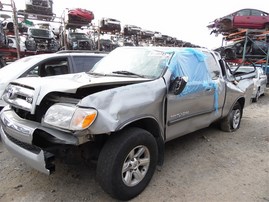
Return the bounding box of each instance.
[79,79,167,134]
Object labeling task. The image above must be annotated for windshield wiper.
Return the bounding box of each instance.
[112,70,145,78]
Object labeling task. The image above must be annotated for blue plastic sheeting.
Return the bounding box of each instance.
[166,48,219,111]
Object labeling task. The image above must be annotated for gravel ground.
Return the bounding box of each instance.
[0,89,268,202]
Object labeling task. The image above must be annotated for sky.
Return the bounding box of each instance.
[1,0,268,49]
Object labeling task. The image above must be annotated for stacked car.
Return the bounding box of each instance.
[207,8,269,35]
[99,18,121,34]
[208,8,269,100]
[25,27,59,52]
[66,8,94,29]
[59,31,95,50]
[25,0,54,20]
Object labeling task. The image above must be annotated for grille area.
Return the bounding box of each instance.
[3,83,35,112]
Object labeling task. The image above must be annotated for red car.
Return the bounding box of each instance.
[68,8,94,24]
[208,8,269,34]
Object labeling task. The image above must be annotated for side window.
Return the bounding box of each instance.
[26,66,39,77]
[205,53,221,80]
[251,10,262,16]
[72,56,103,72]
[236,9,250,16]
[24,57,69,77]
[8,38,13,44]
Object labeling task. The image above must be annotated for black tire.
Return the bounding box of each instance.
[96,127,158,201]
[220,102,242,132]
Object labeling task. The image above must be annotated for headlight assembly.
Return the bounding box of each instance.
[43,103,97,131]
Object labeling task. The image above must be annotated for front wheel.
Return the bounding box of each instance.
[220,102,242,132]
[96,127,158,201]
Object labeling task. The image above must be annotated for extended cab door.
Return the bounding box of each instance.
[165,51,225,141]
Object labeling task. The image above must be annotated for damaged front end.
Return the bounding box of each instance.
[25,28,59,52]
[0,78,100,174]
[0,107,68,174]
[207,14,235,35]
[0,73,157,174]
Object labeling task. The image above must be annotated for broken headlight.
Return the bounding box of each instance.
[43,103,97,131]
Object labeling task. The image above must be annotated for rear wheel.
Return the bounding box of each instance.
[96,127,158,201]
[220,102,242,132]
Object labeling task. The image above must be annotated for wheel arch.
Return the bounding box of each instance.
[237,97,245,111]
[231,97,245,117]
[222,96,245,119]
[116,116,165,167]
[219,97,245,132]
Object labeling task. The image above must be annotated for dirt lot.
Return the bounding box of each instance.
[0,90,268,202]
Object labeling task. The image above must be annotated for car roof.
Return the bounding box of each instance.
[29,52,108,59]
[59,52,107,57]
[114,46,216,58]
[55,50,108,56]
[115,46,210,52]
[235,8,269,14]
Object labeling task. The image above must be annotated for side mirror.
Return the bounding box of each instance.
[170,76,188,95]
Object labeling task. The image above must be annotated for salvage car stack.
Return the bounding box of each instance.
[208,8,269,86]
[0,1,199,67]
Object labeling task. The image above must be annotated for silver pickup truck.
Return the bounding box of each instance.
[0,47,254,200]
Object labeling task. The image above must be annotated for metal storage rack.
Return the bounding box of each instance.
[222,29,269,75]
[0,0,61,67]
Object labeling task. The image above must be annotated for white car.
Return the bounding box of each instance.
[0,51,106,110]
[252,66,267,102]
[232,65,267,102]
[7,35,27,51]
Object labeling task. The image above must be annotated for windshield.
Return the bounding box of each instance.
[70,33,89,40]
[30,28,53,38]
[90,47,172,79]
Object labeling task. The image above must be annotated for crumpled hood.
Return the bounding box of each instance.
[12,72,150,104]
